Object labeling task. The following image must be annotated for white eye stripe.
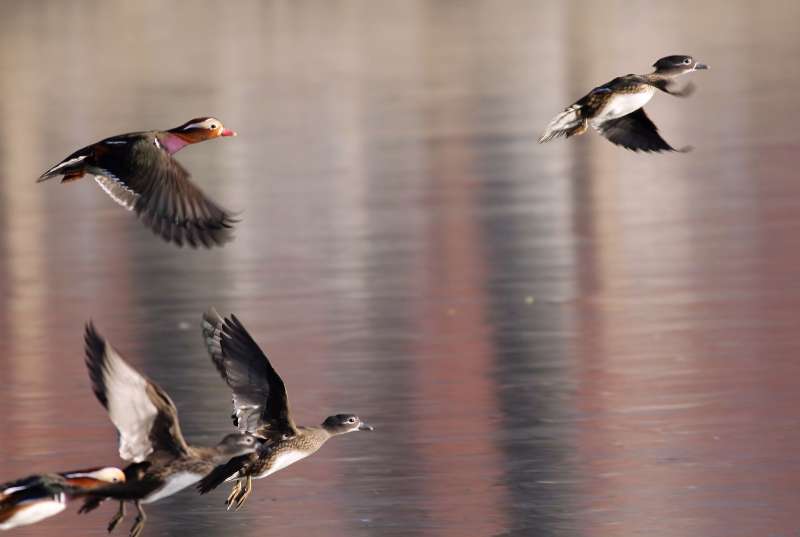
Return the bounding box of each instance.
[182,120,217,131]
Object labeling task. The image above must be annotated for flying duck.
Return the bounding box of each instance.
[77,323,260,537]
[38,118,238,248]
[196,309,373,511]
[0,467,124,530]
[539,55,709,152]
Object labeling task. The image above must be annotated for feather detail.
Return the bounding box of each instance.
[538,105,585,143]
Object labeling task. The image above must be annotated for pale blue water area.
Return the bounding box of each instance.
[2,2,800,536]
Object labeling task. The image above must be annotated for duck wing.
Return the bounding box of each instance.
[202,309,298,440]
[84,323,190,463]
[595,108,679,152]
[196,452,257,494]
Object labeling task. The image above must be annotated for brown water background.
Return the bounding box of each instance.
[2,1,800,536]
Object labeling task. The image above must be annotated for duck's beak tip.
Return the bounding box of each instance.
[221,129,237,137]
[695,62,709,70]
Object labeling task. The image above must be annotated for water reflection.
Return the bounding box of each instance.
[2,1,800,536]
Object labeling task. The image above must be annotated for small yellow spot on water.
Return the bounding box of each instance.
[525,296,535,304]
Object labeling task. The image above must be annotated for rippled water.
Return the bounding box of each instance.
[2,2,800,536]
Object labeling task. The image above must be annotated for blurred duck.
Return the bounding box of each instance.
[78,323,259,537]
[539,55,709,152]
[0,467,124,530]
[196,309,373,510]
[38,118,238,248]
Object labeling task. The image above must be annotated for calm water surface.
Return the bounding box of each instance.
[1,2,800,536]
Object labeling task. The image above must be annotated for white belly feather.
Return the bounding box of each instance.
[256,451,309,479]
[224,450,314,483]
[593,87,655,123]
[141,472,202,504]
[0,496,66,530]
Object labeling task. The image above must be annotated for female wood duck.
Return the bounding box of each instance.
[539,55,709,152]
[77,323,260,537]
[38,118,238,248]
[196,309,373,510]
[0,467,124,530]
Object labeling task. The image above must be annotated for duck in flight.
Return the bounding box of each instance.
[38,118,238,248]
[539,55,709,152]
[196,309,373,511]
[78,323,260,537]
[0,468,124,530]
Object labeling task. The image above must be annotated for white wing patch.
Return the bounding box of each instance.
[94,172,139,211]
[100,342,159,462]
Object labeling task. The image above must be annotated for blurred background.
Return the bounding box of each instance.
[2,1,800,536]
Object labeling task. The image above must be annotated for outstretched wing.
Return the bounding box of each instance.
[595,108,680,153]
[84,323,190,462]
[93,136,236,247]
[202,309,297,439]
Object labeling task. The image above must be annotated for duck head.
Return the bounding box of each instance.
[166,117,236,146]
[216,432,260,457]
[61,467,126,489]
[652,55,709,77]
[322,414,374,435]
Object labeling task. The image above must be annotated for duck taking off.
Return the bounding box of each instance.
[196,309,373,511]
[38,118,238,248]
[539,55,708,152]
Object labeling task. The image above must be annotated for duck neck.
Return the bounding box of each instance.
[644,71,680,83]
[159,132,192,154]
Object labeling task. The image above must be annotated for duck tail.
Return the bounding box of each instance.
[538,105,586,143]
[37,150,90,183]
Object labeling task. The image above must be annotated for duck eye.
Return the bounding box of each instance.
[684,58,691,64]
[210,124,217,129]
[347,418,356,423]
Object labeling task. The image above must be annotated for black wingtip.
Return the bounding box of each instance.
[84,322,110,409]
[197,459,242,494]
